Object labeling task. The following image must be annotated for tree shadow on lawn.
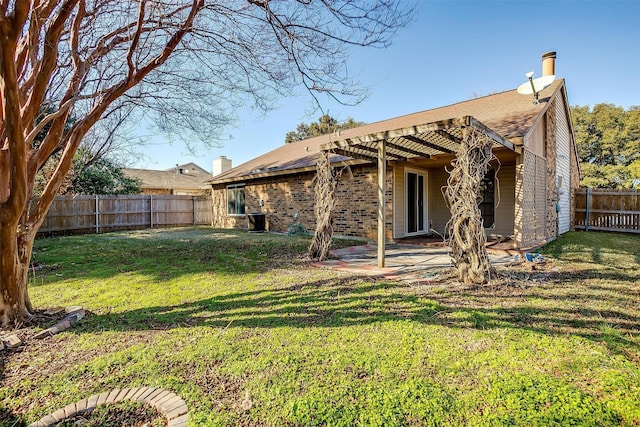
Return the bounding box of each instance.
[0,407,22,427]
[75,269,640,358]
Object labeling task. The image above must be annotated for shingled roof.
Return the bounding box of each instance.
[123,163,211,191]
[209,79,566,185]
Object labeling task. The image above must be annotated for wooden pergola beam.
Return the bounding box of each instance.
[327,142,406,162]
[330,147,377,162]
[465,116,516,151]
[434,129,462,145]
[402,135,454,154]
[386,141,430,159]
[362,145,406,162]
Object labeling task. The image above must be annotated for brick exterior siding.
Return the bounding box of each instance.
[211,164,393,240]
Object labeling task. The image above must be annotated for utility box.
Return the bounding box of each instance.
[248,213,265,232]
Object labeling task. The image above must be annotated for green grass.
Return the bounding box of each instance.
[2,227,640,426]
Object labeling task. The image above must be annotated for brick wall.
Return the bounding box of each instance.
[211,163,393,240]
[334,165,393,239]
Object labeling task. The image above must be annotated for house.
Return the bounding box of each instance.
[208,52,580,250]
[123,162,213,196]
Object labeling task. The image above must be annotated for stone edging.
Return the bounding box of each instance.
[33,306,85,339]
[28,387,188,427]
[1,306,85,351]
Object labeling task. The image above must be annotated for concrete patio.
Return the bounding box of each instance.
[311,243,514,284]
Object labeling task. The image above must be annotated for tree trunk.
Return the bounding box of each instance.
[0,218,34,327]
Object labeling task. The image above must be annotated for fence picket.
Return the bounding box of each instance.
[36,194,212,236]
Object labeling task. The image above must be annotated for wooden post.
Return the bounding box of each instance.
[585,187,591,232]
[192,196,196,225]
[377,139,386,268]
[95,195,99,234]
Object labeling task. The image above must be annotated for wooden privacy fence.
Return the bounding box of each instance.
[37,195,213,236]
[574,188,640,234]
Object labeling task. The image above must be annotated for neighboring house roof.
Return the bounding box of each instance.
[209,79,567,185]
[169,162,211,176]
[123,163,211,191]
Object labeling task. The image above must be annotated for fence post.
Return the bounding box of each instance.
[585,188,591,232]
[192,196,196,225]
[95,195,99,234]
[150,195,153,228]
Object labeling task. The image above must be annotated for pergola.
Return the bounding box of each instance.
[319,115,517,268]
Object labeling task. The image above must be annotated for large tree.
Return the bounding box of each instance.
[572,103,640,188]
[0,0,412,326]
[285,114,365,143]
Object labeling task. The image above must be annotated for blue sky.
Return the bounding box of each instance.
[133,0,639,172]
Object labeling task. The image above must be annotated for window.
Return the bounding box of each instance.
[478,170,495,228]
[227,184,245,215]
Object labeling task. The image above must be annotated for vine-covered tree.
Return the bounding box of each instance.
[0,1,412,326]
[571,103,640,188]
[285,114,365,143]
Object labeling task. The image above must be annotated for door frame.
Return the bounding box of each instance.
[404,167,428,236]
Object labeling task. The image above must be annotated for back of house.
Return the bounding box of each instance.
[208,52,579,249]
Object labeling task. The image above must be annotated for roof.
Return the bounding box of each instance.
[123,163,211,190]
[167,162,211,175]
[209,79,566,185]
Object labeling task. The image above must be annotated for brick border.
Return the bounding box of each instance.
[33,306,85,340]
[2,306,86,352]
[28,387,188,427]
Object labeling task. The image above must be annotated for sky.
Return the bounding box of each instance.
[132,0,640,172]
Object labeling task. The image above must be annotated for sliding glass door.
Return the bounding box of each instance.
[406,171,427,235]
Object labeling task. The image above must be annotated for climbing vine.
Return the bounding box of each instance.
[443,126,496,285]
[308,151,345,260]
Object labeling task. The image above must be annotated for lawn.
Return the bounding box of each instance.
[1,227,639,426]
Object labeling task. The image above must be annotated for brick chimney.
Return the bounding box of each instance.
[212,156,232,177]
[542,51,556,76]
